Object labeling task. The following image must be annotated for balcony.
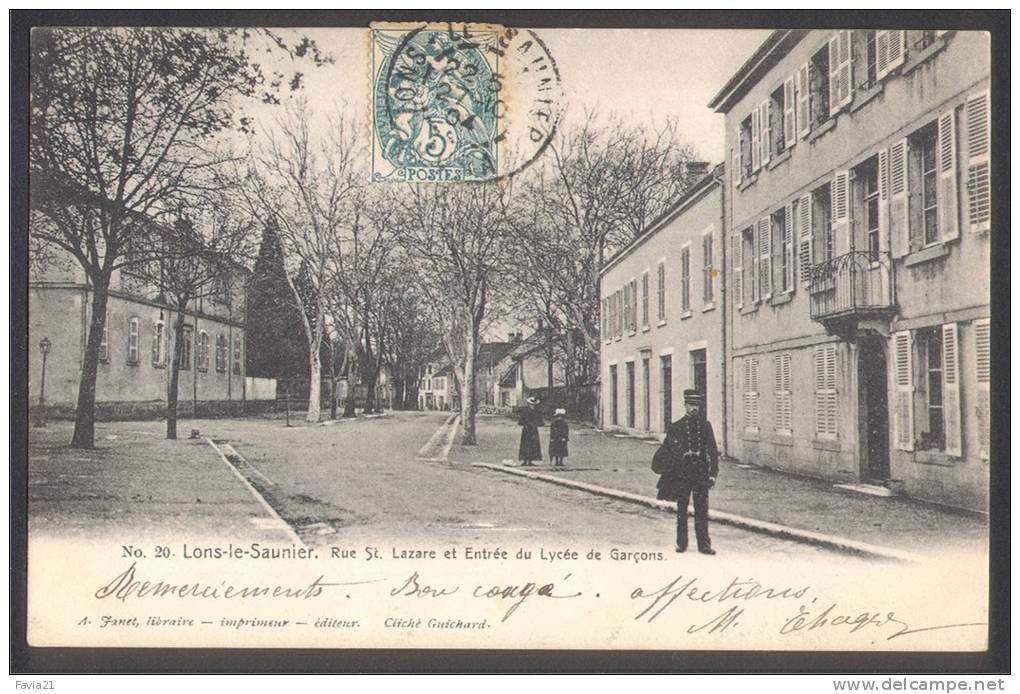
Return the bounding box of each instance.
[809,251,896,339]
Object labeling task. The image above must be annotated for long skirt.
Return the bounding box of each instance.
[518,425,542,461]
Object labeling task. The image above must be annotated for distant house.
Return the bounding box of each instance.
[493,328,568,410]
[29,219,249,419]
[417,341,516,411]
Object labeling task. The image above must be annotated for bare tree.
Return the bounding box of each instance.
[510,112,702,378]
[29,27,328,447]
[241,100,361,422]
[397,182,516,445]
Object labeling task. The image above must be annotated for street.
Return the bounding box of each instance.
[30,411,869,561]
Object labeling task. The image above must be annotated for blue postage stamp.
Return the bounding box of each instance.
[371,25,502,183]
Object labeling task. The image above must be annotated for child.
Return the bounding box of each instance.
[549,408,569,467]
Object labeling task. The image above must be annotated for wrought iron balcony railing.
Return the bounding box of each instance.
[808,251,894,322]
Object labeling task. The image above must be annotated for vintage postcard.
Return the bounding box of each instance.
[21,17,996,659]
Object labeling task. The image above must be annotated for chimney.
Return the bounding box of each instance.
[686,160,710,178]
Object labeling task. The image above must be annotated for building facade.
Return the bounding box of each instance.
[710,30,990,510]
[29,238,249,418]
[599,170,726,448]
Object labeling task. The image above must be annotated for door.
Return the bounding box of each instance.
[626,361,636,428]
[660,355,672,429]
[859,338,890,480]
[690,348,708,415]
[642,355,651,431]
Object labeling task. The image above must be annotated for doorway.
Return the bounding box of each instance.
[642,354,651,432]
[858,338,890,481]
[690,348,707,416]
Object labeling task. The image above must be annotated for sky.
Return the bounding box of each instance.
[250,27,771,166]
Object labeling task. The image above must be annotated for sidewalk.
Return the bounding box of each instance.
[448,415,988,554]
[28,420,296,544]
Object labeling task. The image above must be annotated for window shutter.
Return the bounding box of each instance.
[974,319,990,459]
[835,31,853,109]
[941,323,962,456]
[797,64,811,138]
[758,217,772,299]
[887,30,906,71]
[733,233,743,309]
[825,345,837,437]
[751,107,761,171]
[151,322,160,364]
[831,171,850,256]
[828,34,841,117]
[127,318,139,364]
[99,310,109,361]
[889,139,911,258]
[892,331,915,451]
[784,203,795,292]
[642,272,649,328]
[744,358,760,432]
[938,109,959,241]
[965,91,991,233]
[798,193,813,287]
[878,148,891,256]
[733,127,743,186]
[631,280,638,331]
[876,30,891,80]
[783,76,797,149]
[761,101,772,166]
[775,353,792,435]
[814,347,827,437]
[657,264,666,321]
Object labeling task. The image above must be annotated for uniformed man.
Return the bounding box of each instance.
[655,389,720,555]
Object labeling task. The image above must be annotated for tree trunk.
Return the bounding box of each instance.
[342,345,356,417]
[70,284,110,449]
[363,366,378,414]
[460,325,478,445]
[307,344,322,423]
[166,308,187,439]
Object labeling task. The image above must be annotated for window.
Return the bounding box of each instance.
[735,226,754,305]
[975,320,990,458]
[152,319,165,366]
[656,261,666,322]
[622,283,631,335]
[641,272,650,328]
[181,326,193,370]
[198,330,210,372]
[860,30,878,89]
[814,183,834,262]
[233,336,243,375]
[814,345,837,439]
[770,85,786,155]
[609,364,618,426]
[808,45,830,128]
[215,334,227,373]
[775,353,792,435]
[912,122,940,245]
[127,317,140,365]
[738,115,753,179]
[857,156,881,261]
[743,357,760,432]
[702,232,714,304]
[98,310,109,362]
[772,207,794,294]
[626,361,636,428]
[965,91,990,233]
[680,247,691,313]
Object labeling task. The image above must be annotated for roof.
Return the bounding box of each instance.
[434,364,455,378]
[600,164,724,277]
[477,341,513,364]
[707,30,807,113]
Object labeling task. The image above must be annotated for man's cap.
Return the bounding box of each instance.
[554,408,566,415]
[526,396,540,405]
[683,389,704,403]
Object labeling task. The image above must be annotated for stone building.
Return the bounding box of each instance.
[28,226,249,419]
[709,30,990,510]
[599,168,726,447]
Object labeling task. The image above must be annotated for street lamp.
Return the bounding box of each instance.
[34,337,51,428]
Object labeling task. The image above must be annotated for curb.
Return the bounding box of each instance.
[470,462,921,563]
[418,413,460,461]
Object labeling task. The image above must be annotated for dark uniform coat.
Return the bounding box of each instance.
[655,413,719,501]
[517,406,544,461]
[549,417,569,457]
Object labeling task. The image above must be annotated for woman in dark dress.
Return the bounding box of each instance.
[549,408,569,467]
[518,396,543,466]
